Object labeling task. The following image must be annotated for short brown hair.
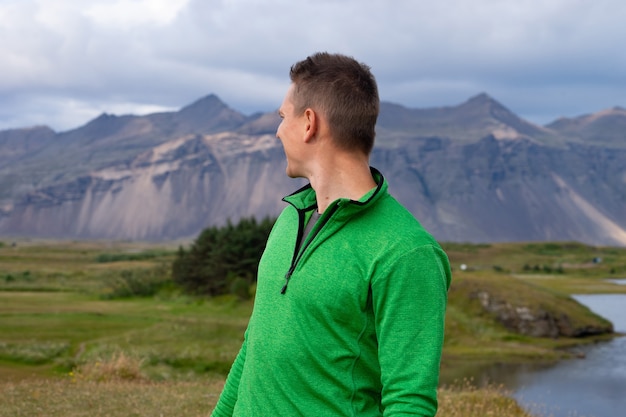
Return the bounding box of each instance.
[289,52,379,155]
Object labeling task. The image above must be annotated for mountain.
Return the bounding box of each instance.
[546,106,626,147]
[377,93,555,145]
[0,94,625,246]
[0,126,55,164]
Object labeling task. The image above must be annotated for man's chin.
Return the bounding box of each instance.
[285,167,304,179]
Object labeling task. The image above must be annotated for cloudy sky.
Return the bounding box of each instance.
[1,0,625,132]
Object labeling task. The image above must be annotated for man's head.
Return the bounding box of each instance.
[288,52,379,155]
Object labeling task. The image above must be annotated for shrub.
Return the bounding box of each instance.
[172,216,274,297]
[71,352,147,383]
[229,275,252,300]
[0,341,70,365]
[100,265,172,299]
[95,250,172,263]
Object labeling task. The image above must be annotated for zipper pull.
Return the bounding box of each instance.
[281,270,294,294]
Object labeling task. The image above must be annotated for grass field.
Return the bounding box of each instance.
[1,238,624,416]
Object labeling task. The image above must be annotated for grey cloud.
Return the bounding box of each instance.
[0,0,625,131]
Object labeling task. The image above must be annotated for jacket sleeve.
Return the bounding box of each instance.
[371,244,451,416]
[210,334,248,417]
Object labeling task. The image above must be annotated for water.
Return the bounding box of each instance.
[441,281,626,416]
[511,291,626,417]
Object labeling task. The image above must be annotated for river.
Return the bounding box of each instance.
[510,287,626,417]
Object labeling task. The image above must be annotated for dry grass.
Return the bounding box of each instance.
[0,376,540,417]
[438,380,535,417]
[0,337,544,417]
[0,378,222,417]
[70,352,147,383]
[3,352,539,417]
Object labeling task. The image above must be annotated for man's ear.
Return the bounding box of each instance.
[303,108,317,143]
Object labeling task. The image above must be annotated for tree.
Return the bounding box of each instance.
[172,216,275,297]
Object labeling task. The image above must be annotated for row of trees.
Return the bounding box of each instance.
[172,217,275,298]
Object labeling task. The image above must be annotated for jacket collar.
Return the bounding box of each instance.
[282,167,387,215]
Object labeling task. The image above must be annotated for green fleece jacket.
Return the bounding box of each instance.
[211,168,451,417]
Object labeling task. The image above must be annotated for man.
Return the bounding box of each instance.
[211,52,451,417]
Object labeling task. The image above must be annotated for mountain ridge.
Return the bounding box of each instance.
[0,93,624,246]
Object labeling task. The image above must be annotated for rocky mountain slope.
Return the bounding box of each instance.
[1,94,624,245]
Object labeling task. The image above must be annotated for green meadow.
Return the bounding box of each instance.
[1,239,625,417]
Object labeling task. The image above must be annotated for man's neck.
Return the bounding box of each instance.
[308,154,376,214]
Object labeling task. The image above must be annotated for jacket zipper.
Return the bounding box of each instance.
[280,203,340,294]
